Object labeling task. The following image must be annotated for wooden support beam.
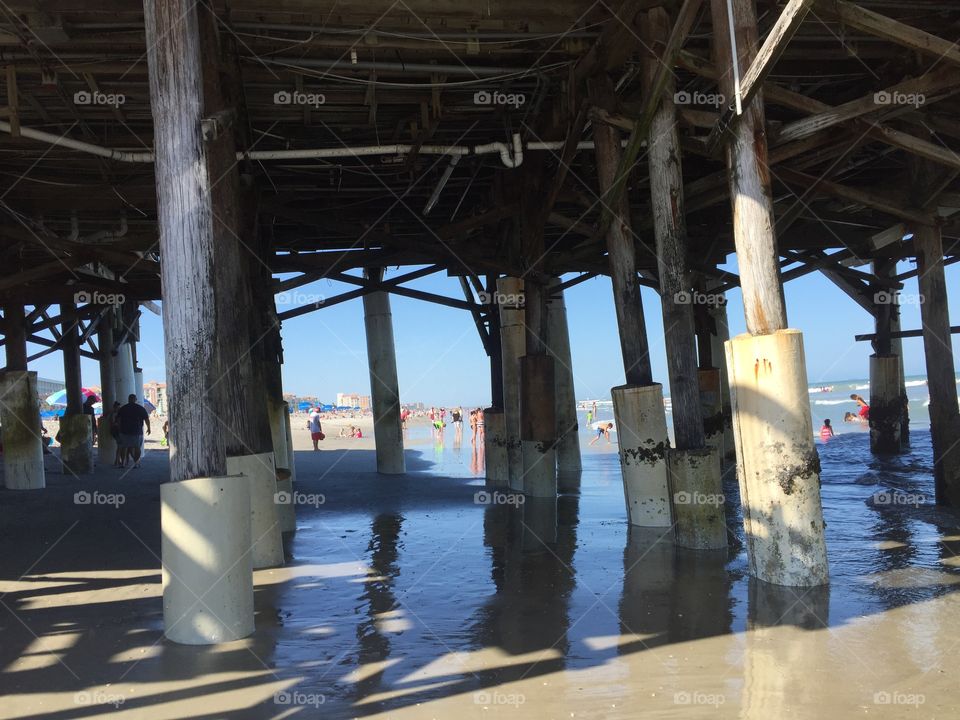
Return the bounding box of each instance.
[330,271,477,311]
[641,5,705,450]
[6,65,18,138]
[459,276,491,355]
[710,0,787,334]
[913,222,960,505]
[855,326,960,342]
[708,0,816,150]
[816,0,960,69]
[2,303,27,370]
[776,167,937,226]
[551,271,598,294]
[594,113,653,386]
[276,265,452,320]
[775,67,960,145]
[598,0,703,234]
[61,301,83,415]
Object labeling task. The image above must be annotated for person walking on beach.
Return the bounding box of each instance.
[469,409,478,445]
[82,394,98,446]
[475,408,485,444]
[307,407,323,451]
[819,419,835,441]
[452,407,463,440]
[116,394,150,469]
[586,408,593,426]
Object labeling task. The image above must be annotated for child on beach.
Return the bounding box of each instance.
[589,422,614,446]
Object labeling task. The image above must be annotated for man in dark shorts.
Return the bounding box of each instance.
[116,394,151,468]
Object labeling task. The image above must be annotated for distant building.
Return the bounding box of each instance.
[36,377,65,403]
[336,392,371,410]
[143,381,168,414]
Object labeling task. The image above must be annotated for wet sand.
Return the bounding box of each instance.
[1,418,959,718]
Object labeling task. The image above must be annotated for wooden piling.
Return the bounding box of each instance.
[145,0,254,643]
[593,119,653,386]
[3,304,27,371]
[711,0,828,586]
[914,223,960,505]
[641,7,707,452]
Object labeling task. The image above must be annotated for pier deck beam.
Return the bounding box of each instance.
[914,223,960,505]
[594,109,671,527]
[711,0,828,586]
[363,268,405,475]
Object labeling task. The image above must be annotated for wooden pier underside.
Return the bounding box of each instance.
[0,0,958,341]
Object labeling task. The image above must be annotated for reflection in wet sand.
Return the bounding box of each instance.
[3,429,960,718]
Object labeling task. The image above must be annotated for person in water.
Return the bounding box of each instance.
[589,422,614,446]
[843,411,865,424]
[819,419,835,440]
[851,394,870,421]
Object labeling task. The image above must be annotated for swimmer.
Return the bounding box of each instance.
[819,419,835,440]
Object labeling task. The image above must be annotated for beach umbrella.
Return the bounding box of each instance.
[44,387,100,406]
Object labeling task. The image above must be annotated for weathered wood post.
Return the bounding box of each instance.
[642,7,725,550]
[0,303,45,489]
[145,0,256,644]
[707,296,736,461]
[498,276,526,490]
[484,274,509,488]
[913,223,960,505]
[58,300,94,473]
[711,0,828,586]
[96,307,117,464]
[868,259,905,454]
[545,277,582,491]
[363,267,405,475]
[594,113,672,528]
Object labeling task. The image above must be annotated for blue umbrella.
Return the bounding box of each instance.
[44,388,100,406]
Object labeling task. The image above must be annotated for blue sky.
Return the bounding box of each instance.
[17,259,960,407]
